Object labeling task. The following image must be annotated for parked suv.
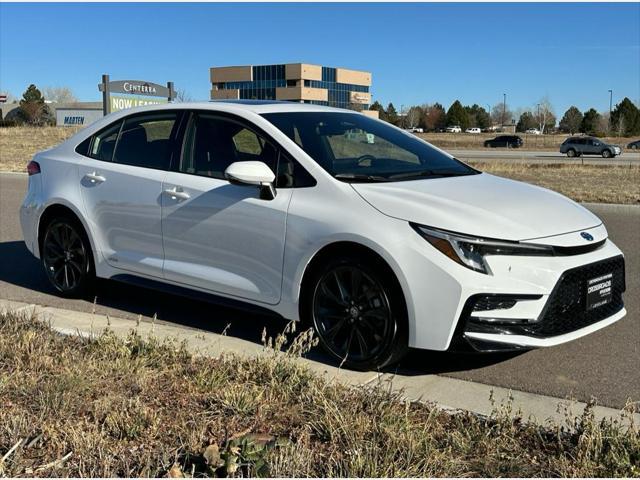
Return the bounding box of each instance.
[446,125,462,133]
[484,135,523,148]
[560,137,621,158]
[20,102,626,370]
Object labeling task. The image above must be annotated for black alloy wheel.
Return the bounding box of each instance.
[42,217,93,296]
[310,258,407,370]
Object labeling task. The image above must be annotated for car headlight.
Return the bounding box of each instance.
[411,224,554,275]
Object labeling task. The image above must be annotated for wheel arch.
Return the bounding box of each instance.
[37,201,97,266]
[296,240,412,340]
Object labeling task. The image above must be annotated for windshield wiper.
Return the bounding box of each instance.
[389,169,475,180]
[334,173,390,182]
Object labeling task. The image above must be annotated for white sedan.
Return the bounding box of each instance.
[20,101,627,370]
[465,127,481,134]
[526,128,542,135]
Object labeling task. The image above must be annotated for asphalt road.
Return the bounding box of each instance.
[450,149,640,166]
[1,172,638,408]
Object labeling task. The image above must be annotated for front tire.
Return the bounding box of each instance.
[602,149,612,158]
[41,215,94,297]
[305,255,408,370]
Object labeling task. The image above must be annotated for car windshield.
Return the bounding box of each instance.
[261,111,478,182]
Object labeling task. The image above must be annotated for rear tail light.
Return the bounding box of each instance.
[27,160,40,175]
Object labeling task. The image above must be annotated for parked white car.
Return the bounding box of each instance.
[526,128,542,135]
[20,101,626,370]
[408,127,424,133]
[446,125,462,133]
[465,127,481,134]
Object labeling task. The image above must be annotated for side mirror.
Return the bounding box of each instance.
[225,161,277,200]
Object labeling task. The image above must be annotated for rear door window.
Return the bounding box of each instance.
[112,113,179,170]
[89,121,122,161]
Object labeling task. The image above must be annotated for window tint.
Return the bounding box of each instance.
[89,121,122,161]
[112,113,178,169]
[276,150,316,188]
[75,136,92,156]
[262,112,476,181]
[180,114,277,179]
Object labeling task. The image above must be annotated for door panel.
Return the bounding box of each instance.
[161,172,291,304]
[79,160,166,276]
[77,111,180,277]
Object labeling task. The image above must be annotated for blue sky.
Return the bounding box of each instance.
[1,2,638,115]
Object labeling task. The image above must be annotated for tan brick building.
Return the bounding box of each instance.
[210,63,376,116]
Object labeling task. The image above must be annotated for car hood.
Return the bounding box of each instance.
[351,173,602,242]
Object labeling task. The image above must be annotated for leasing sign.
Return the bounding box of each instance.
[99,75,176,114]
[110,95,168,112]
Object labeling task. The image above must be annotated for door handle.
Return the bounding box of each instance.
[84,172,106,184]
[164,187,190,201]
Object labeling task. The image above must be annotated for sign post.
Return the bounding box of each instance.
[99,75,177,114]
[101,74,110,115]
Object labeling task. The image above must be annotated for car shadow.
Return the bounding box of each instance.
[0,239,526,375]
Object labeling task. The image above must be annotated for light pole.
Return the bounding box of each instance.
[536,103,541,132]
[608,89,613,134]
[502,93,506,127]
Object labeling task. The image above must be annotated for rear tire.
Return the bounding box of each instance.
[41,214,95,298]
[303,254,408,371]
[567,149,576,158]
[602,149,612,158]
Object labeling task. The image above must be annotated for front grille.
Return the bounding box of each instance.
[526,255,625,337]
[463,255,625,339]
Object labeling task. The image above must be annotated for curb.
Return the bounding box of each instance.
[2,299,637,427]
[582,202,640,214]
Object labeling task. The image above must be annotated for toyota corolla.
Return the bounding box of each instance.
[20,101,626,369]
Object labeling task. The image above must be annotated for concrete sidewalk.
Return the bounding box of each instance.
[3,299,637,427]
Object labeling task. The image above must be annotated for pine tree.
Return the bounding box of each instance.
[581,108,601,135]
[611,97,640,136]
[386,103,399,125]
[18,84,51,125]
[559,106,583,134]
[446,100,469,129]
[370,100,387,122]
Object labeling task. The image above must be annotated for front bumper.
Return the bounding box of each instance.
[456,255,626,352]
[399,219,626,351]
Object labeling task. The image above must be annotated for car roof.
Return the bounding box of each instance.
[103,100,353,116]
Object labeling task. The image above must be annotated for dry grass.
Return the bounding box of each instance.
[0,126,79,172]
[0,310,638,478]
[418,132,637,151]
[472,162,640,204]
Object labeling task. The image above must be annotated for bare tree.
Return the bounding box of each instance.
[491,103,512,127]
[174,89,193,103]
[535,96,555,134]
[597,112,610,135]
[617,115,625,137]
[43,86,77,103]
[405,106,421,129]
